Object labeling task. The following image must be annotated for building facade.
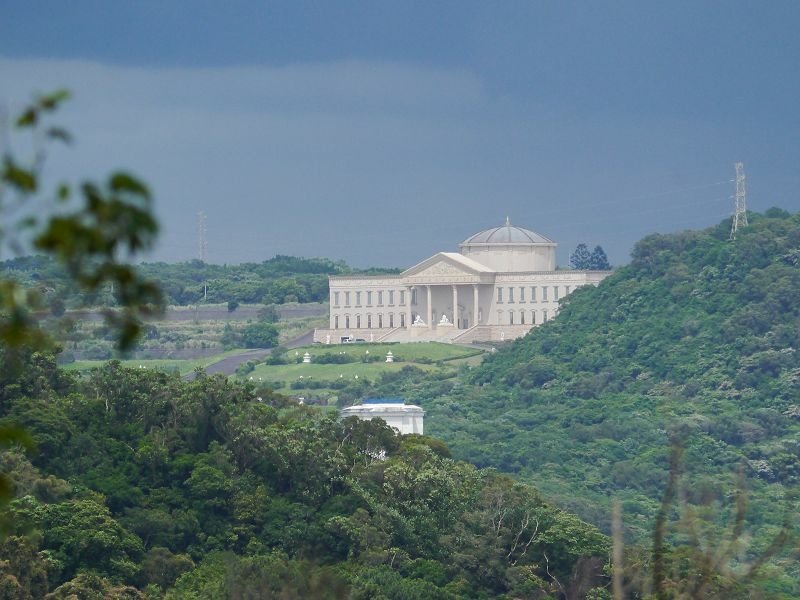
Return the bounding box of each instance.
[314,221,610,344]
[341,399,424,435]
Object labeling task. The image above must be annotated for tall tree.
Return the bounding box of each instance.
[569,243,591,270]
[589,245,611,270]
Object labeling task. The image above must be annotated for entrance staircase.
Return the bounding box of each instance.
[379,326,473,344]
[451,325,491,344]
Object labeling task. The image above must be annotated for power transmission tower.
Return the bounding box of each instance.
[198,211,208,262]
[729,162,747,240]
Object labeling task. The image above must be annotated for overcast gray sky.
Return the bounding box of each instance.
[2,1,798,267]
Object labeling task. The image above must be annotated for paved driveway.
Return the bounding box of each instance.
[186,329,316,378]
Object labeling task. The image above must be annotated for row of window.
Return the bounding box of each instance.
[333,289,407,308]
[502,308,550,325]
[497,285,573,304]
[334,284,578,308]
[333,309,551,329]
[334,313,406,329]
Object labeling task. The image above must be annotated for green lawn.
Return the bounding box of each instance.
[60,349,244,375]
[61,342,484,386]
[246,360,442,387]
[289,341,482,363]
[243,342,483,395]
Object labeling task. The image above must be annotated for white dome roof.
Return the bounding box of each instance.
[460,220,555,246]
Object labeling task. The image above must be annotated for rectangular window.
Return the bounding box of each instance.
[497,288,503,303]
[553,286,559,301]
[334,315,339,329]
[378,314,383,328]
[367,314,372,328]
[509,311,514,324]
[366,291,372,305]
[389,290,394,305]
[542,286,548,301]
[356,315,361,328]
[519,287,525,303]
[411,289,417,305]
[530,286,537,302]
[345,292,351,306]
[377,291,383,305]
[400,290,406,305]
[355,291,361,306]
[508,287,514,303]
[334,291,340,306]
[389,313,394,328]
[400,313,405,327]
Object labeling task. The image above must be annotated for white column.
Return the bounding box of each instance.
[452,285,458,327]
[405,287,413,329]
[426,285,433,327]
[473,284,479,326]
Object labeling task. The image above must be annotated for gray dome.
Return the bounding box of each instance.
[460,221,554,246]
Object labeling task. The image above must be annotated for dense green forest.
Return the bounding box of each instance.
[0,255,400,308]
[365,210,800,595]
[0,351,617,598]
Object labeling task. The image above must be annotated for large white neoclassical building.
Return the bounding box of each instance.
[314,220,610,345]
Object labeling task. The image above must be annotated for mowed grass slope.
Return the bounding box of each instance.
[61,349,246,376]
[242,342,484,396]
[62,342,484,385]
[246,360,439,385]
[303,342,481,363]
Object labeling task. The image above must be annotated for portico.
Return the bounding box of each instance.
[407,282,482,330]
[402,252,495,332]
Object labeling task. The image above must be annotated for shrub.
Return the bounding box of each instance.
[241,322,278,349]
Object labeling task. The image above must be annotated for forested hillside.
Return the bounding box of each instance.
[0,255,400,308]
[406,210,800,594]
[0,350,615,598]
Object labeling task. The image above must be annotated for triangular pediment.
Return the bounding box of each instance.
[401,252,494,281]
[416,261,468,278]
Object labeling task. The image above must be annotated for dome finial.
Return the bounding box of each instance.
[505,216,511,226]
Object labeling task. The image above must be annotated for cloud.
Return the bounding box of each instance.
[0,58,501,262]
[0,58,487,113]
[0,56,778,268]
